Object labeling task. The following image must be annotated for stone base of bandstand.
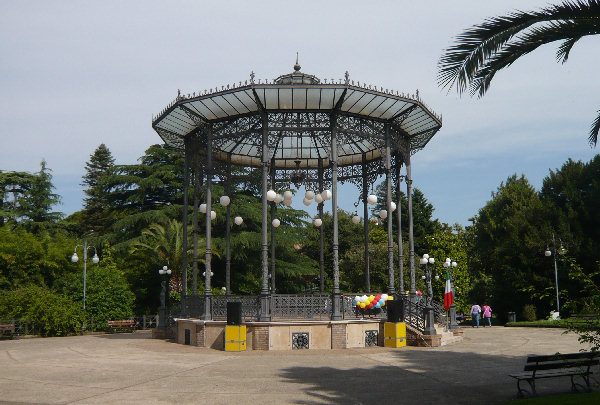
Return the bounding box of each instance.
[151,324,176,340]
[167,318,447,350]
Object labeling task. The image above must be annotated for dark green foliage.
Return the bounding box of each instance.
[19,160,63,231]
[80,144,115,234]
[522,304,538,322]
[438,0,600,145]
[0,285,82,336]
[56,248,134,330]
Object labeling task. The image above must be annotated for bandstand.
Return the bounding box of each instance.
[151,61,443,348]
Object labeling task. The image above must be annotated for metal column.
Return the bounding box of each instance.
[202,126,213,320]
[385,125,395,295]
[406,153,416,297]
[225,154,232,295]
[259,113,271,321]
[396,164,404,293]
[331,113,342,320]
[318,158,324,294]
[362,154,370,294]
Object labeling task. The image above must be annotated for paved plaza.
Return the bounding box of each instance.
[0,327,597,404]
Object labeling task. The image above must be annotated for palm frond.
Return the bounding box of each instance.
[589,109,600,146]
[438,0,600,95]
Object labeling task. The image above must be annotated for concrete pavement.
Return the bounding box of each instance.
[0,326,597,404]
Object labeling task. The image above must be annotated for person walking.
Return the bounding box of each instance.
[470,303,481,328]
[482,302,492,327]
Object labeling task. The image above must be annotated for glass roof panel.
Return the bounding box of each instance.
[371,98,403,119]
[340,90,362,111]
[263,88,279,109]
[380,101,408,120]
[359,95,387,116]
[292,88,306,109]
[278,88,292,109]
[239,90,259,110]
[348,93,377,114]
[319,89,336,109]
[306,89,321,109]
[187,100,217,120]
[221,93,249,114]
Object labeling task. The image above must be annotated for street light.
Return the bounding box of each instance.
[158,265,172,330]
[71,241,99,312]
[419,254,437,306]
[419,253,437,335]
[545,234,564,313]
[443,258,459,330]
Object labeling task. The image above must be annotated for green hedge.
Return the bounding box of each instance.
[0,285,82,336]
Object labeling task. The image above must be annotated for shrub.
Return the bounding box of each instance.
[0,285,82,336]
[522,304,537,322]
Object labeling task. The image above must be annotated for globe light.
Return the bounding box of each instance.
[435,275,440,280]
[452,261,457,268]
[314,218,322,227]
[367,194,377,205]
[234,216,243,225]
[545,249,551,257]
[210,210,216,220]
[305,190,315,200]
[379,209,387,219]
[92,254,99,264]
[352,215,360,224]
[420,257,427,265]
[315,193,323,204]
[272,218,280,228]
[274,194,283,204]
[445,258,451,263]
[421,275,426,280]
[423,254,429,260]
[429,257,435,264]
[283,190,293,200]
[71,253,79,263]
[202,271,214,277]
[283,199,292,206]
[200,203,207,213]
[390,201,396,212]
[443,261,449,268]
[303,198,311,206]
[266,190,277,201]
[159,269,165,275]
[322,189,332,200]
[219,195,230,207]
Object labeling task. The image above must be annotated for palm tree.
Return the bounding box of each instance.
[438,0,600,145]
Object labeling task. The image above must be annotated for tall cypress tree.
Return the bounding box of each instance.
[81,144,115,234]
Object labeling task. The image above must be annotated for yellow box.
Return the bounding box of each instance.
[224,325,246,352]
[384,322,406,348]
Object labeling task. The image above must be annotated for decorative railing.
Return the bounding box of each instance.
[431,299,447,324]
[396,295,426,333]
[180,294,205,318]
[271,294,331,320]
[211,295,260,321]
[342,294,388,319]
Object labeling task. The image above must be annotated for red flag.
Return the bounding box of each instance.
[443,270,453,310]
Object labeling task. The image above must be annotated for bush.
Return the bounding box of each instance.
[522,304,537,322]
[56,251,134,331]
[0,285,82,336]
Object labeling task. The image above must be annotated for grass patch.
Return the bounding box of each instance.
[504,320,593,328]
[498,391,600,404]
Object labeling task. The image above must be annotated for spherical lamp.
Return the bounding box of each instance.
[283,199,292,207]
[71,253,79,263]
[210,210,216,220]
[315,193,323,204]
[200,203,207,213]
[272,218,280,228]
[303,198,311,206]
[305,190,315,200]
[379,209,387,219]
[219,195,230,207]
[367,194,377,205]
[314,218,322,227]
[274,194,283,204]
[266,190,276,201]
[390,201,397,212]
[234,216,243,225]
[283,190,293,200]
[322,189,332,200]
[92,254,99,264]
[352,215,360,224]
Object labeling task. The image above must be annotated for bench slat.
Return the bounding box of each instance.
[527,352,600,363]
[524,359,599,372]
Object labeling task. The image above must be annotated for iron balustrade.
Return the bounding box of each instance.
[211,295,260,321]
[271,294,331,320]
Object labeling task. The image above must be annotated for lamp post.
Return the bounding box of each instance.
[545,234,564,314]
[158,265,172,330]
[443,258,459,330]
[419,254,437,335]
[71,241,99,333]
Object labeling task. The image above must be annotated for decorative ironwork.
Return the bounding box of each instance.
[365,330,379,347]
[181,295,205,318]
[271,294,331,320]
[292,332,310,349]
[211,295,260,321]
[398,295,426,333]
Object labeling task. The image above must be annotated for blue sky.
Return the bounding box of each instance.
[1,1,598,226]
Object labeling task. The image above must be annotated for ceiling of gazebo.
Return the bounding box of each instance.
[152,66,442,168]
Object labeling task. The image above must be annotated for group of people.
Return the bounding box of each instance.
[469,302,492,327]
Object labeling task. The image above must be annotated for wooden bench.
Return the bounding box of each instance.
[107,320,136,333]
[0,324,15,339]
[509,352,600,397]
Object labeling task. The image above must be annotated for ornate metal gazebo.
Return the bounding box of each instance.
[152,60,442,322]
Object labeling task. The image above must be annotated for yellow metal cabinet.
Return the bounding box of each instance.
[384,322,406,348]
[224,325,246,352]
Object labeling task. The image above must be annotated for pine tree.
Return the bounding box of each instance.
[20,159,63,231]
[81,144,115,234]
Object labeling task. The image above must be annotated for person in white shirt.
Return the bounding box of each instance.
[470,303,482,328]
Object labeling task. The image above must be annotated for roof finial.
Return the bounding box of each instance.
[294,52,301,72]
